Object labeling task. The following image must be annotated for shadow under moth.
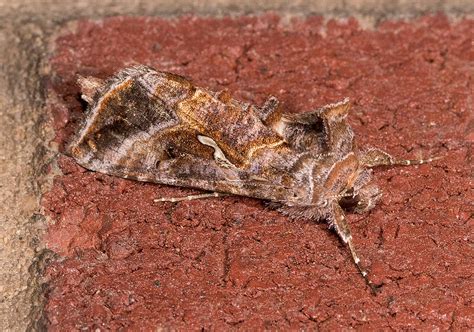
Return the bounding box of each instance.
[69,65,439,293]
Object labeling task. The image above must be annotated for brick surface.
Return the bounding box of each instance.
[43,14,473,330]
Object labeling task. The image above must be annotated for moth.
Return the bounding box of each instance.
[69,65,438,293]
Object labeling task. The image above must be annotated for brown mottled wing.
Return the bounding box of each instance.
[68,66,291,202]
[260,97,354,156]
[176,89,286,169]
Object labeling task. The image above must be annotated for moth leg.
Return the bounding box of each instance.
[360,148,443,168]
[331,203,377,294]
[154,192,229,203]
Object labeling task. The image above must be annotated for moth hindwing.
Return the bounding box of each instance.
[69,65,437,294]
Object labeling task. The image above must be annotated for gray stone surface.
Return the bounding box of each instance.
[0,1,471,330]
[0,22,52,332]
[1,0,473,19]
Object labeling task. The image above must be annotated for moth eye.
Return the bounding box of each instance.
[320,199,328,207]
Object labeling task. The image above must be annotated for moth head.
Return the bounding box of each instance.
[314,152,380,212]
[319,153,382,213]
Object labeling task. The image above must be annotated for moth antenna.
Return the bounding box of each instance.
[391,155,444,166]
[361,148,444,168]
[154,192,229,203]
[77,75,105,104]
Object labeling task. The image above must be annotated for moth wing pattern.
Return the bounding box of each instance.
[256,96,355,156]
[69,65,294,202]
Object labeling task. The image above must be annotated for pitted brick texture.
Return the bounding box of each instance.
[43,14,473,330]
